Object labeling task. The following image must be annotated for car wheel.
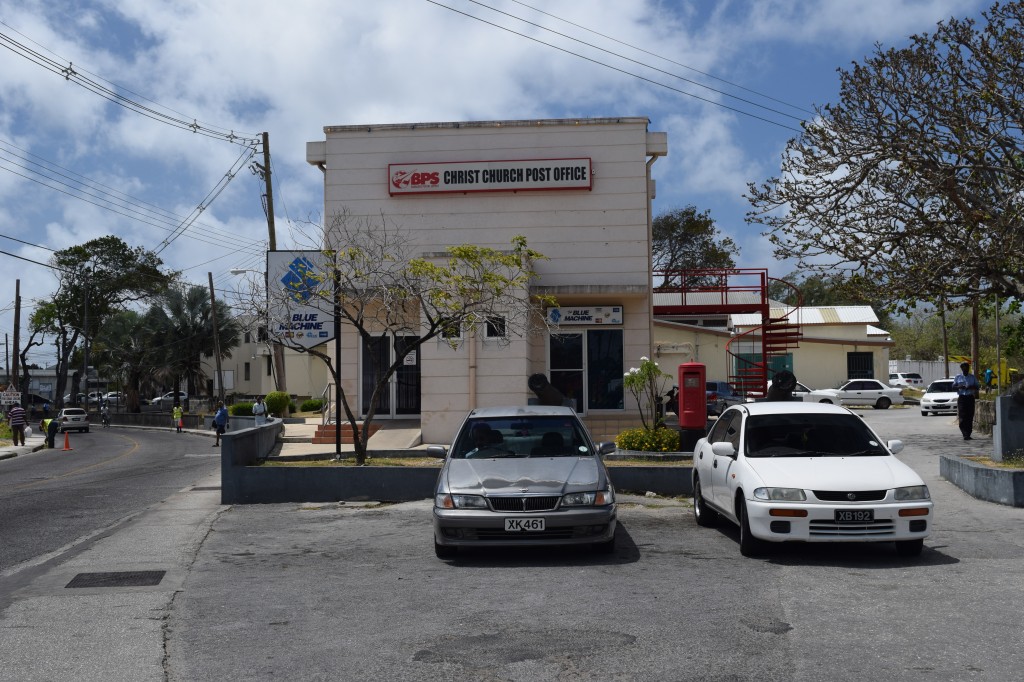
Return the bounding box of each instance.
[693,477,718,528]
[738,499,763,558]
[434,539,457,559]
[875,397,892,410]
[895,539,924,557]
[84,427,90,433]
[818,399,833,404]
[921,410,929,417]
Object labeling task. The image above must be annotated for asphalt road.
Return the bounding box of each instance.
[1,409,1022,681]
[0,428,220,573]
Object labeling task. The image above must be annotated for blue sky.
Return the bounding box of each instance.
[0,0,989,367]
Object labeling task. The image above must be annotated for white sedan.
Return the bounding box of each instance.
[803,379,905,409]
[920,378,957,416]
[692,401,932,557]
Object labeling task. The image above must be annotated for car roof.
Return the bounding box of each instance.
[466,405,578,418]
[727,401,853,417]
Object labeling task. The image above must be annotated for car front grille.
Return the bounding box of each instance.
[812,490,887,502]
[447,524,610,541]
[809,519,895,536]
[488,496,561,512]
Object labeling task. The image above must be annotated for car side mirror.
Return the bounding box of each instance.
[711,441,737,458]
[597,441,616,456]
[887,439,904,455]
[426,445,448,458]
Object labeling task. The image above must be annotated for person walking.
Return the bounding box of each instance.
[8,401,27,447]
[172,404,184,433]
[212,401,229,446]
[252,396,267,426]
[953,361,980,440]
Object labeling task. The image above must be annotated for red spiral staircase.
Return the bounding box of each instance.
[652,268,803,397]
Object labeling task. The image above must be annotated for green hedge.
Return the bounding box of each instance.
[300,399,323,412]
[229,402,254,416]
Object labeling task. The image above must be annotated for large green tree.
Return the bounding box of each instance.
[47,236,171,404]
[652,205,739,288]
[746,1,1024,310]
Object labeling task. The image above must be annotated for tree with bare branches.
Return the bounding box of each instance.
[746,1,1024,313]
[266,212,555,464]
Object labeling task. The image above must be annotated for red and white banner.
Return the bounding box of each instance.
[388,158,592,195]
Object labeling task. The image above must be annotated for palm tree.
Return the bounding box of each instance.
[91,310,155,412]
[146,285,241,403]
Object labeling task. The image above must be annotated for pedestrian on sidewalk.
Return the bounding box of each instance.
[252,396,267,426]
[212,402,229,446]
[173,404,184,433]
[8,402,26,446]
[953,361,980,440]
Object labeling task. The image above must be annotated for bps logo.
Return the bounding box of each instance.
[391,170,440,190]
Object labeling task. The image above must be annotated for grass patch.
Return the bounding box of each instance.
[964,455,1024,470]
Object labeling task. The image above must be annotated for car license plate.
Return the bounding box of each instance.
[835,509,874,524]
[505,518,545,532]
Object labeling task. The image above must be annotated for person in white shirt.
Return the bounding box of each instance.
[252,396,268,426]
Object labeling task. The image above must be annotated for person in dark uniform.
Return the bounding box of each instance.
[952,362,980,440]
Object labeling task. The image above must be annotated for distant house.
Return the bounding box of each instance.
[653,305,893,391]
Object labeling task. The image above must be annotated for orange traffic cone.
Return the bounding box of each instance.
[62,431,73,451]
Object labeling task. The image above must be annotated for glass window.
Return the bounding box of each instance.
[587,329,623,409]
[485,316,507,338]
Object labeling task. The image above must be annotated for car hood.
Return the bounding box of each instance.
[745,455,923,490]
[443,457,604,495]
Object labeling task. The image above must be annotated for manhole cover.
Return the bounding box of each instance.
[192,486,221,491]
[66,571,166,589]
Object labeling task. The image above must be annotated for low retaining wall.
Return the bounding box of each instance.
[940,455,1024,507]
[221,443,694,504]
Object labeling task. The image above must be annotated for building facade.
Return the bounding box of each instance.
[307,118,667,443]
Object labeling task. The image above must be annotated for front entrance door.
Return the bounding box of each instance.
[361,335,421,418]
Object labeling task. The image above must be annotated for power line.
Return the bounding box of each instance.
[427,0,803,132]
[507,0,814,116]
[0,22,259,147]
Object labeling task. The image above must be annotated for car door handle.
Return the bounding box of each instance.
[713,459,718,468]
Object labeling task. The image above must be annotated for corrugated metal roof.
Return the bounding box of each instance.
[731,305,879,327]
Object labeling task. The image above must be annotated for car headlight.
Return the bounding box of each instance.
[435,493,488,509]
[753,487,807,501]
[894,485,930,501]
[562,488,615,507]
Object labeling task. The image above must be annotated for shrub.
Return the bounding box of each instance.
[623,356,672,430]
[229,402,254,417]
[264,391,290,417]
[300,399,323,412]
[616,427,681,453]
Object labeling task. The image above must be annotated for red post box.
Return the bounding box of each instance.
[677,362,706,430]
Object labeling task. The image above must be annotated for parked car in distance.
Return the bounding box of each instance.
[57,407,90,433]
[427,405,618,558]
[745,380,814,402]
[803,379,905,409]
[691,401,932,557]
[86,391,105,404]
[102,391,123,405]
[151,391,188,407]
[920,379,957,416]
[706,380,744,416]
[889,372,924,388]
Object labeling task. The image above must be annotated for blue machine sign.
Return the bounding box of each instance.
[546,306,623,326]
[267,251,335,348]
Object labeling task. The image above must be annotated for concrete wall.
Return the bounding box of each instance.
[940,455,1024,507]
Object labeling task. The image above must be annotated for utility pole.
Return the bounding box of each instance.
[209,272,225,402]
[261,131,288,398]
[12,279,20,389]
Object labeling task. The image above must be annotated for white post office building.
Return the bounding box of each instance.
[306,117,667,443]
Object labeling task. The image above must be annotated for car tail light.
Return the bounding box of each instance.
[707,392,718,402]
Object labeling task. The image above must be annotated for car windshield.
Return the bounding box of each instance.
[927,381,954,393]
[744,413,888,458]
[451,416,593,459]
